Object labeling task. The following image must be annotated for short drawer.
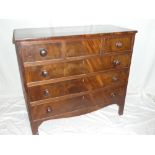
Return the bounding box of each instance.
[25,60,85,83]
[103,35,133,52]
[84,69,129,90]
[28,78,87,102]
[84,53,131,73]
[92,86,126,105]
[21,42,62,62]
[30,95,91,121]
[21,39,101,62]
[30,86,126,121]
[28,69,129,102]
[65,39,101,57]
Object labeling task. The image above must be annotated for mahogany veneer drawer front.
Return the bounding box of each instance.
[103,35,133,52]
[13,25,137,134]
[30,86,126,121]
[25,53,131,83]
[28,69,129,102]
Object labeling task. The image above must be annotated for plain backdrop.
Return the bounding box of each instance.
[0,19,155,97]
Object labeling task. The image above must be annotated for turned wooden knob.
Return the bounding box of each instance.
[115,42,123,48]
[42,70,48,77]
[44,89,49,96]
[112,59,120,66]
[47,107,52,113]
[40,49,47,57]
[112,76,118,81]
[111,92,117,97]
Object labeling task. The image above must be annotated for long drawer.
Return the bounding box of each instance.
[28,69,129,102]
[25,53,131,83]
[30,86,126,121]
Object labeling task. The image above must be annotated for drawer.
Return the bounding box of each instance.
[30,86,126,121]
[21,42,62,62]
[103,35,133,52]
[84,69,129,90]
[28,78,87,102]
[28,69,129,102]
[84,53,131,73]
[92,86,126,105]
[30,95,92,121]
[65,39,101,57]
[25,60,84,83]
[25,53,131,83]
[21,39,101,62]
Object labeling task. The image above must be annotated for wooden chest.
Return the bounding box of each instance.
[13,25,137,134]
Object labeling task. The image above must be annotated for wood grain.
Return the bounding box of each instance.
[28,69,129,102]
[13,25,137,134]
[30,86,126,121]
[25,53,131,83]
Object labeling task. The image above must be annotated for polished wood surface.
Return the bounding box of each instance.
[13,25,137,134]
[13,25,137,42]
[30,86,126,121]
[28,69,128,102]
[21,42,62,62]
[25,53,131,83]
[103,35,133,52]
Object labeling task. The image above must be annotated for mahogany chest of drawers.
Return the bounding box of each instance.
[13,25,137,134]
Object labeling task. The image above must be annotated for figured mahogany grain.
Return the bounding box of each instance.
[102,35,133,52]
[13,25,137,134]
[30,86,126,121]
[25,53,131,83]
[28,69,129,102]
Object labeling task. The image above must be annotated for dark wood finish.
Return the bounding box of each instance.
[28,69,129,102]
[13,25,137,134]
[21,39,102,62]
[30,86,126,121]
[65,39,101,57]
[102,35,133,52]
[25,53,131,83]
[21,42,62,62]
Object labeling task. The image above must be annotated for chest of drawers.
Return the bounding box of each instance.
[13,25,137,134]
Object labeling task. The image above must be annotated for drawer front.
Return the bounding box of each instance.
[25,60,84,82]
[28,78,86,102]
[84,53,131,73]
[30,86,126,121]
[25,53,131,83]
[21,39,101,62]
[92,86,126,105]
[28,69,129,102]
[84,69,128,90]
[103,35,133,52]
[21,43,62,62]
[30,95,91,120]
[65,39,101,57]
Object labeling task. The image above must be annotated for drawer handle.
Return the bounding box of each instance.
[112,76,118,81]
[41,70,48,77]
[44,89,49,96]
[115,42,123,48]
[111,92,117,97]
[112,59,120,66]
[40,49,47,57]
[47,106,52,113]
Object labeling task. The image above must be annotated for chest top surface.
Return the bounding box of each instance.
[13,25,137,42]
